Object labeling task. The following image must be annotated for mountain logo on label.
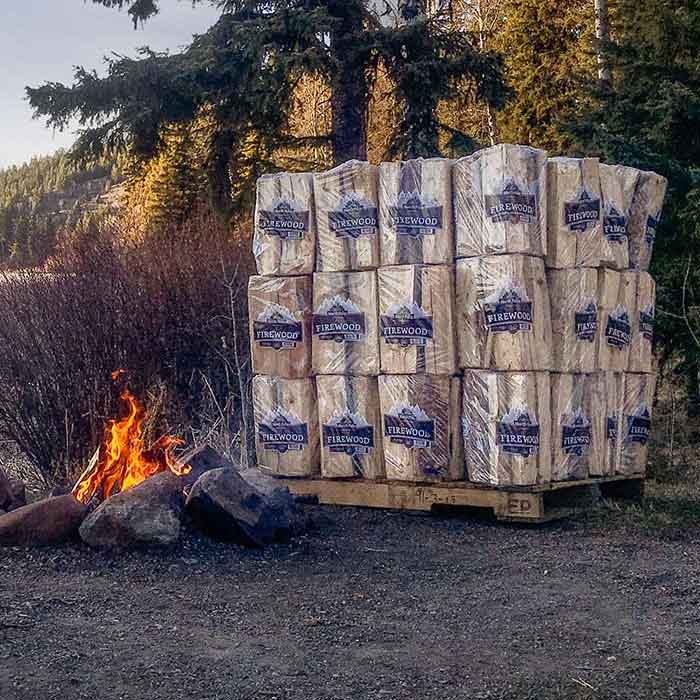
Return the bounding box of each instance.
[389,190,443,237]
[607,412,618,442]
[564,188,601,232]
[575,299,598,342]
[328,192,378,239]
[561,408,592,456]
[380,301,433,347]
[258,197,309,240]
[497,404,540,457]
[312,295,366,343]
[258,408,309,453]
[645,210,661,247]
[483,280,533,333]
[639,304,655,341]
[383,402,434,449]
[253,303,303,350]
[625,403,651,445]
[603,203,628,243]
[605,305,632,349]
[484,178,537,224]
[323,411,374,456]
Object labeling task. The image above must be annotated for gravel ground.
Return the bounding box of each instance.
[1,505,700,700]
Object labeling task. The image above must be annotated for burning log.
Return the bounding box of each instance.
[596,269,636,372]
[599,163,639,269]
[628,170,668,271]
[379,158,453,265]
[618,372,656,475]
[629,271,656,374]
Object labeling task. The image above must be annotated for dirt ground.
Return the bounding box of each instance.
[1,502,700,700]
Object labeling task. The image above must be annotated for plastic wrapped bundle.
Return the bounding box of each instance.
[599,164,639,269]
[546,157,602,268]
[550,373,604,481]
[378,264,456,375]
[590,371,623,476]
[462,370,551,487]
[618,372,657,475]
[597,269,636,371]
[629,272,656,373]
[379,158,453,265]
[547,268,598,372]
[316,375,384,479]
[378,375,463,482]
[253,172,315,276]
[248,275,312,378]
[628,170,668,271]
[313,160,380,271]
[312,271,379,375]
[454,144,547,259]
[456,255,552,371]
[253,376,320,476]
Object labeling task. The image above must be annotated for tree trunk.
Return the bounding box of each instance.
[594,0,612,83]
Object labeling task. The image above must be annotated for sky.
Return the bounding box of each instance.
[0,0,221,169]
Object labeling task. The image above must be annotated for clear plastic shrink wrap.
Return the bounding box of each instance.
[628,170,667,271]
[456,254,552,371]
[253,376,320,476]
[379,158,453,265]
[550,373,604,481]
[547,268,598,372]
[462,370,552,486]
[590,371,623,476]
[313,160,380,271]
[618,372,657,475]
[596,269,636,371]
[599,163,639,269]
[312,270,379,375]
[248,275,312,378]
[546,157,603,268]
[378,264,456,375]
[253,172,316,276]
[378,375,463,482]
[316,375,384,479]
[453,144,547,259]
[629,272,656,373]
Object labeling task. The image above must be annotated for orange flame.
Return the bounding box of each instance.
[72,385,190,504]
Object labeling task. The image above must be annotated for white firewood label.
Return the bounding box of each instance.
[483,281,533,333]
[605,306,632,349]
[497,405,540,456]
[380,302,433,347]
[313,296,366,343]
[384,403,434,449]
[625,404,651,445]
[322,411,374,455]
[574,300,598,342]
[253,304,303,350]
[564,188,601,232]
[328,193,378,239]
[645,211,660,247]
[258,197,309,239]
[561,409,592,456]
[484,179,536,224]
[603,204,628,243]
[389,191,442,236]
[258,409,309,453]
[639,305,655,341]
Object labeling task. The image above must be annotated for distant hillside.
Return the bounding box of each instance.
[0,150,125,268]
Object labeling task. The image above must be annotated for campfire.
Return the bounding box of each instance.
[72,373,190,504]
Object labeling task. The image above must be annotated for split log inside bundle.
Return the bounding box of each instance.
[590,371,623,477]
[253,172,316,276]
[628,170,668,271]
[316,375,384,479]
[456,254,552,371]
[547,268,598,373]
[378,375,463,482]
[599,163,639,270]
[618,372,657,476]
[313,160,380,272]
[629,272,656,374]
[546,157,602,268]
[253,376,320,477]
[462,370,551,487]
[596,269,636,371]
[312,271,379,376]
[378,264,456,375]
[454,143,547,259]
[379,158,453,265]
[248,275,312,379]
[550,372,603,481]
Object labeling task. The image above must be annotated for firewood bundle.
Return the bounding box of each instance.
[596,269,636,372]
[599,164,639,270]
[618,372,656,476]
[590,371,623,477]
[628,171,668,271]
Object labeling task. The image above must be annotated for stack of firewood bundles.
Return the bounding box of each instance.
[249,149,666,487]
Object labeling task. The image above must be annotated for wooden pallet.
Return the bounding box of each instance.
[276,474,645,524]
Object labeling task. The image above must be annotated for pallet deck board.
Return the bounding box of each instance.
[276,475,644,524]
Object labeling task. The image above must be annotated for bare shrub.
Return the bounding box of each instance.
[0,207,253,487]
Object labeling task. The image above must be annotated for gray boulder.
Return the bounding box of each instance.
[0,467,26,512]
[0,495,88,546]
[185,467,308,547]
[79,472,184,549]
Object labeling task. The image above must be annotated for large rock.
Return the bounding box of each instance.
[0,467,26,512]
[182,445,237,490]
[185,466,308,547]
[0,495,88,546]
[79,472,184,549]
